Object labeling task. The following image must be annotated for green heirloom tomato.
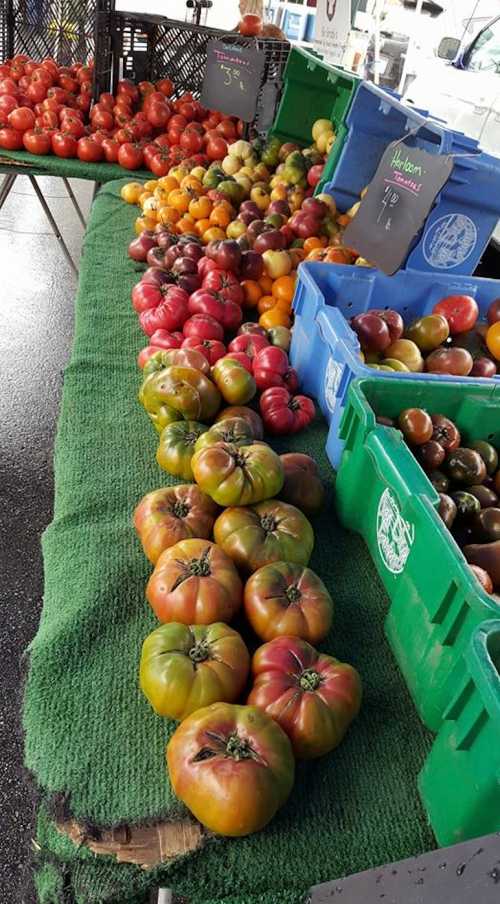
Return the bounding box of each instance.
[140,365,222,433]
[134,485,219,565]
[212,358,256,406]
[192,442,284,507]
[406,314,450,352]
[214,499,314,573]
[167,702,294,836]
[157,420,208,480]
[194,417,256,455]
[143,347,210,378]
[215,406,264,440]
[140,622,250,719]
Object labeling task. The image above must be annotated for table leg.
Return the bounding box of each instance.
[29,176,78,276]
[92,182,102,203]
[0,174,17,210]
[62,177,86,228]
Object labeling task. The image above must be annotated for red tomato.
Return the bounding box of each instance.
[183,313,225,342]
[149,150,171,177]
[156,78,174,97]
[239,13,263,36]
[60,115,85,138]
[58,75,78,94]
[146,101,171,129]
[202,269,244,305]
[118,142,144,170]
[168,113,188,131]
[117,78,139,104]
[253,346,290,390]
[181,336,226,365]
[91,107,114,131]
[76,65,92,85]
[26,81,47,104]
[224,351,253,373]
[131,280,164,314]
[433,294,479,335]
[132,115,154,139]
[0,78,19,96]
[40,110,58,129]
[99,92,115,110]
[167,127,182,146]
[46,86,67,103]
[77,136,103,162]
[188,289,242,332]
[143,142,160,170]
[89,129,109,147]
[51,131,78,158]
[102,138,120,163]
[260,387,315,435]
[206,136,228,161]
[0,95,18,115]
[139,287,190,335]
[228,333,269,358]
[180,129,203,153]
[197,257,220,280]
[216,119,237,140]
[23,127,51,154]
[143,91,167,109]
[248,636,362,759]
[178,101,197,120]
[149,329,184,350]
[138,80,155,98]
[0,126,24,149]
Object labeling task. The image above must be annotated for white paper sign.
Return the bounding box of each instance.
[314,0,352,66]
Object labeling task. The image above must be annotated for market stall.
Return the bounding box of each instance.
[5,16,500,904]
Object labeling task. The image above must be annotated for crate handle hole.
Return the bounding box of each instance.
[346,302,352,308]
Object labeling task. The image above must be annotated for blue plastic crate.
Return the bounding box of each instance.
[322,81,500,275]
[290,261,500,469]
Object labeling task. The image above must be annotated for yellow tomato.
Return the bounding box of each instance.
[259,308,292,329]
[144,179,158,192]
[121,182,145,205]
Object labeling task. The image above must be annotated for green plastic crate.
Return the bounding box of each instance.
[419,619,500,845]
[269,47,360,193]
[335,376,500,732]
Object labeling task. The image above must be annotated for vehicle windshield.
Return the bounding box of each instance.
[467,18,500,72]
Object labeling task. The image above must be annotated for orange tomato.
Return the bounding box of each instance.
[177,215,196,234]
[303,236,327,254]
[306,248,326,262]
[240,280,262,308]
[203,226,227,243]
[180,175,203,193]
[325,247,352,264]
[158,206,181,226]
[168,189,192,214]
[194,217,211,237]
[189,196,213,220]
[257,295,276,315]
[258,275,273,295]
[271,275,296,305]
[274,298,293,313]
[209,205,232,229]
[336,214,352,228]
[158,175,179,193]
[259,308,291,330]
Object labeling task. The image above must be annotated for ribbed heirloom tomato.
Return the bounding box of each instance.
[248,636,362,759]
[142,347,210,378]
[134,484,219,565]
[215,405,264,439]
[139,365,222,432]
[156,420,208,481]
[167,703,294,836]
[260,387,316,435]
[214,500,314,573]
[192,442,284,507]
[211,358,256,405]
[244,561,334,644]
[146,539,243,624]
[194,416,256,454]
[140,622,250,719]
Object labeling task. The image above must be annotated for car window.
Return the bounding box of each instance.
[467,19,500,73]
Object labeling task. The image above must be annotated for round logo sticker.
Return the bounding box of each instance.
[324,358,343,413]
[422,214,477,270]
[376,488,415,575]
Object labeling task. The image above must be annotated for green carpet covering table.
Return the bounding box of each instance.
[0,148,151,182]
[24,179,436,904]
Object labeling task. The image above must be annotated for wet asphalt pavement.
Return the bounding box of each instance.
[0,174,92,903]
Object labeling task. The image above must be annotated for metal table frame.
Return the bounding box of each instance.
[0,172,101,274]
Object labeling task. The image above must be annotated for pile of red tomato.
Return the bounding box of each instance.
[0,53,242,172]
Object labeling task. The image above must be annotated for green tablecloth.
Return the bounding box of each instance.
[0,148,151,182]
[24,179,435,904]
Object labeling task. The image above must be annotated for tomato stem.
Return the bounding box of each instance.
[299,669,322,691]
[171,501,189,519]
[260,513,277,534]
[225,733,257,761]
[285,584,301,604]
[189,639,210,663]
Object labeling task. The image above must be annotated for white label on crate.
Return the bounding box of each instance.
[324,358,343,413]
[376,489,415,575]
[422,214,477,270]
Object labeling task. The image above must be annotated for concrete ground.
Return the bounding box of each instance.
[0,173,93,903]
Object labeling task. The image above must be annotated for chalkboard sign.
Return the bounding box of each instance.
[201,40,266,123]
[344,141,454,275]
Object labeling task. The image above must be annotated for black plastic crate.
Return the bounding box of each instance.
[4,0,113,66]
[94,10,290,133]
